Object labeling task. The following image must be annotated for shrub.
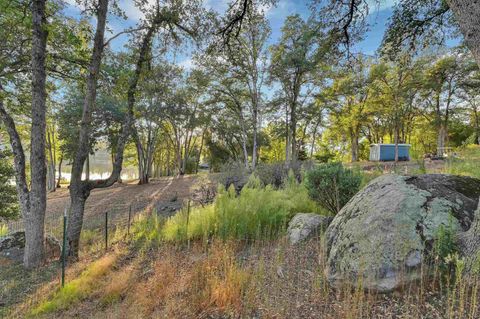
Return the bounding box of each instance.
[191,174,216,207]
[0,150,18,220]
[162,174,324,242]
[254,161,307,188]
[304,163,362,214]
[434,216,458,274]
[217,161,249,194]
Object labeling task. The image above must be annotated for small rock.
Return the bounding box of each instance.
[287,213,333,245]
[0,231,61,263]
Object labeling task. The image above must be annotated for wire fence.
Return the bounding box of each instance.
[0,197,157,255]
[0,197,167,317]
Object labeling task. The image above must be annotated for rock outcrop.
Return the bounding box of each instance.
[287,213,333,245]
[325,174,480,292]
[0,231,61,263]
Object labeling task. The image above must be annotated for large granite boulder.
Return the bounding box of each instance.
[287,213,333,244]
[326,174,480,293]
[0,231,61,263]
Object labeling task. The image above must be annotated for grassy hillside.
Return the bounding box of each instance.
[3,147,480,318]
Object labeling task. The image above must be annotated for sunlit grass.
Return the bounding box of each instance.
[445,145,480,179]
[30,253,118,316]
[161,174,326,242]
[0,224,8,237]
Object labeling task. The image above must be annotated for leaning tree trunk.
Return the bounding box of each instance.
[67,12,158,258]
[448,1,480,66]
[458,199,480,272]
[67,0,109,259]
[25,0,49,268]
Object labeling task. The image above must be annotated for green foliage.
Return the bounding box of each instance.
[254,162,305,188]
[434,216,458,273]
[445,145,480,179]
[0,150,18,220]
[304,163,362,214]
[131,213,164,245]
[0,224,8,237]
[162,174,324,242]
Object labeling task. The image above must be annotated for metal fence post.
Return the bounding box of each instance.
[61,206,68,288]
[127,204,132,236]
[186,200,191,248]
[105,211,108,252]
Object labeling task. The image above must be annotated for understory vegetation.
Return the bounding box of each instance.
[3,0,480,317]
[144,173,325,243]
[4,153,477,318]
[15,227,480,319]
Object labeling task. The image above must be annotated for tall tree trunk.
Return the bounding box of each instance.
[350,131,359,162]
[437,123,447,157]
[472,107,479,145]
[448,1,480,66]
[68,16,159,258]
[46,130,56,192]
[56,156,63,188]
[290,101,297,163]
[0,93,31,228]
[85,154,90,180]
[251,101,258,170]
[394,125,399,163]
[67,0,109,259]
[285,103,291,163]
[25,0,48,268]
[195,128,206,174]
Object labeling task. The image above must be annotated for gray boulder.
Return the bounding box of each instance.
[326,174,480,293]
[0,231,61,263]
[287,213,333,244]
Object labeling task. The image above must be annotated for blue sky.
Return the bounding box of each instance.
[63,0,399,67]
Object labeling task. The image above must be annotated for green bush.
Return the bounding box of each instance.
[0,150,18,220]
[304,163,362,214]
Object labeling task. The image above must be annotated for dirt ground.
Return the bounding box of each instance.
[38,175,198,234]
[48,175,197,217]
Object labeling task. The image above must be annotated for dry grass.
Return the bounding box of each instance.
[14,235,479,319]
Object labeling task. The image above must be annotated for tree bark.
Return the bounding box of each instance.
[448,1,480,66]
[437,123,447,157]
[458,199,480,272]
[46,129,56,192]
[0,94,30,221]
[25,0,48,268]
[57,156,63,188]
[67,0,109,259]
[67,8,159,258]
[350,131,359,162]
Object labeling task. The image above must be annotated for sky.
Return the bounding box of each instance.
[63,0,400,68]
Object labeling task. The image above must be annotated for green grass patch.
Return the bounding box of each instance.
[30,254,117,316]
[445,145,480,179]
[161,174,326,242]
[0,223,8,237]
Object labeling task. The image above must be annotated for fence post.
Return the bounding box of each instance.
[127,204,132,236]
[61,206,68,288]
[186,200,191,249]
[105,211,108,252]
